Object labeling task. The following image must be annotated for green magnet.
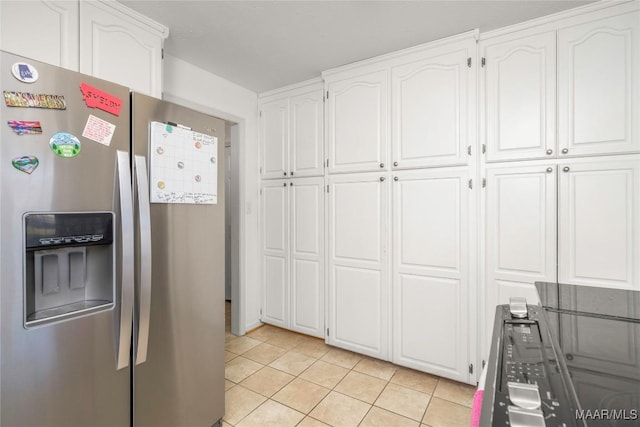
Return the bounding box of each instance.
[12,155,39,174]
[50,132,81,158]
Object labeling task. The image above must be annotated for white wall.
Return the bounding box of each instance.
[163,54,261,333]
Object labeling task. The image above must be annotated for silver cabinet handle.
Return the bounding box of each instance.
[380,176,386,182]
[134,155,152,365]
[394,176,399,181]
[393,161,398,167]
[115,151,134,371]
[546,149,553,155]
[546,167,553,173]
[561,148,569,154]
[563,166,570,172]
[380,163,384,168]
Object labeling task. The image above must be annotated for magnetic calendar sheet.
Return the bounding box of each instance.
[149,121,218,204]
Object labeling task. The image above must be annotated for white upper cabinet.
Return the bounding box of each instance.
[327,173,389,359]
[482,31,556,162]
[259,81,324,179]
[0,0,79,70]
[79,1,167,97]
[392,169,471,382]
[558,158,639,290]
[260,98,290,179]
[325,70,389,174]
[558,11,640,157]
[290,90,324,177]
[391,38,476,169]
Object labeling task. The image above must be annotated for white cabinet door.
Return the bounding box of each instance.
[260,98,289,179]
[326,70,389,174]
[392,169,470,383]
[328,173,389,359]
[558,159,639,290]
[0,0,79,70]
[290,90,324,177]
[482,31,556,161]
[485,164,557,343]
[290,178,324,338]
[261,181,290,328]
[391,39,475,169]
[558,12,640,157]
[79,1,164,97]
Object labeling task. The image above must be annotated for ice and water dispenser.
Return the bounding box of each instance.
[23,212,115,327]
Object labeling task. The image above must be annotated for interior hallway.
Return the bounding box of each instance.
[223,302,475,426]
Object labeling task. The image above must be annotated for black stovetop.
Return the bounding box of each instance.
[535,282,640,425]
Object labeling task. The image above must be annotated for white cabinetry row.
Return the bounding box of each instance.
[0,0,167,97]
[481,8,639,161]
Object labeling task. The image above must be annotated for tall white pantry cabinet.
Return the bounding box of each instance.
[259,80,325,338]
[260,0,639,385]
[325,31,478,382]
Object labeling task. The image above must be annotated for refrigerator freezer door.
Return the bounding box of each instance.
[131,93,226,426]
[0,51,130,426]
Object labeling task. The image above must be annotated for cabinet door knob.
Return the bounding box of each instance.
[283,182,287,187]
[561,148,569,154]
[289,182,293,186]
[393,161,398,167]
[546,167,553,173]
[380,163,385,168]
[563,166,570,172]
[380,176,386,182]
[546,149,553,155]
[290,171,294,176]
[284,172,287,176]
[394,176,399,181]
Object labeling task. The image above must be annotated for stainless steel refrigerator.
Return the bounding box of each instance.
[0,51,225,427]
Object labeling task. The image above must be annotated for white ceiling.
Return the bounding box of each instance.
[120,1,594,93]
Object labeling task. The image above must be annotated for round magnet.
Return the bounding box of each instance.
[157,181,165,189]
[177,161,184,169]
[210,157,216,164]
[12,155,39,174]
[156,147,164,155]
[50,132,81,158]
[11,62,39,83]
[194,141,202,149]
[195,175,201,182]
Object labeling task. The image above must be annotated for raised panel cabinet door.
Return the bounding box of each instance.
[328,173,389,359]
[482,31,556,161]
[391,39,475,169]
[260,98,289,179]
[558,159,640,290]
[290,177,324,338]
[558,12,640,157]
[326,70,389,173]
[392,169,471,383]
[79,1,164,97]
[290,90,324,177]
[0,0,79,70]
[485,164,556,347]
[261,181,290,328]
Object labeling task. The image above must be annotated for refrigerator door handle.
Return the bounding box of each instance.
[135,155,152,365]
[116,150,135,370]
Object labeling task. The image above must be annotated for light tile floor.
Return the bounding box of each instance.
[224,302,475,427]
